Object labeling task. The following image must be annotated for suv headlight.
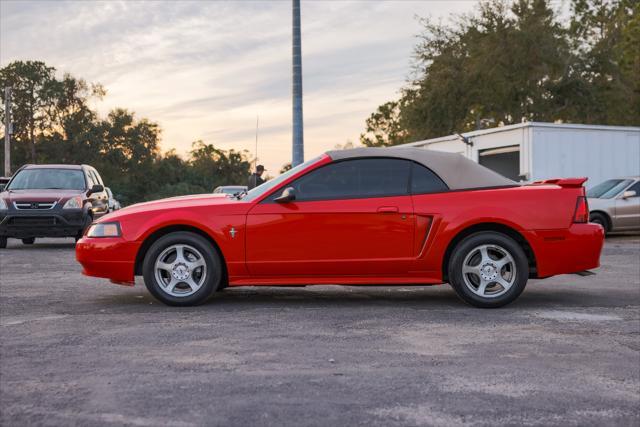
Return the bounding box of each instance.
[63,196,83,209]
[0,198,7,210]
[86,222,121,238]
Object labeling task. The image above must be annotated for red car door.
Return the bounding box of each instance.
[246,158,415,277]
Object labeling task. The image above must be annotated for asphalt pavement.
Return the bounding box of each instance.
[0,235,639,426]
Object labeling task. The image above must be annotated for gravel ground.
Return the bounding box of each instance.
[0,235,639,426]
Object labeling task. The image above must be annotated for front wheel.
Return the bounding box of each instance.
[0,237,6,249]
[589,212,609,234]
[142,232,222,306]
[448,232,529,308]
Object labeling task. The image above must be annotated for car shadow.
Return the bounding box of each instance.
[91,283,632,312]
[5,243,76,250]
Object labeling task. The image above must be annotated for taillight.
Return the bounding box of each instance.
[574,196,589,223]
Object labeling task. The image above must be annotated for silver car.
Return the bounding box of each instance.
[587,177,640,233]
[213,185,247,197]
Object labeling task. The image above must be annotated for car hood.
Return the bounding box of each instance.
[0,189,85,203]
[107,193,235,217]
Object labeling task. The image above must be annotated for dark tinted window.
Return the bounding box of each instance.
[282,158,411,201]
[411,163,448,194]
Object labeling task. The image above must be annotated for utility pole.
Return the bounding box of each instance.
[254,115,259,171]
[3,87,11,177]
[292,0,304,167]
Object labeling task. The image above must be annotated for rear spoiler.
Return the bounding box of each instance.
[530,177,588,188]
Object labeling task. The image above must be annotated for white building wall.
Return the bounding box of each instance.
[531,127,640,188]
[403,123,640,187]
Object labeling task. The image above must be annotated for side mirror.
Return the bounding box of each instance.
[87,184,104,195]
[622,190,637,199]
[274,187,296,203]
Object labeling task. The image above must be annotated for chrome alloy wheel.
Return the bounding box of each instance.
[154,244,207,297]
[461,244,517,298]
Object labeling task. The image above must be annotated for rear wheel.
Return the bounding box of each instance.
[448,232,529,308]
[142,232,222,306]
[22,237,35,245]
[0,237,6,249]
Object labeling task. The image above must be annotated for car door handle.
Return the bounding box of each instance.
[377,206,399,214]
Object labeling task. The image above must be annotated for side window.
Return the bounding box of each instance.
[626,182,640,196]
[89,170,101,186]
[276,158,411,202]
[85,170,96,188]
[411,163,448,194]
[94,170,105,185]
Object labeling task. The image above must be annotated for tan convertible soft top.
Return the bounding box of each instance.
[327,147,517,190]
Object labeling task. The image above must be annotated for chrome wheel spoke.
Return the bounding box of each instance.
[496,277,512,291]
[174,245,187,263]
[165,277,179,292]
[187,258,205,270]
[479,246,491,264]
[476,279,489,296]
[463,264,480,276]
[157,262,173,272]
[185,277,201,291]
[495,257,509,269]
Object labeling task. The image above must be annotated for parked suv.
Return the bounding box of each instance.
[0,164,109,248]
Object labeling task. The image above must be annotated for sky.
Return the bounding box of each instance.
[2,0,488,173]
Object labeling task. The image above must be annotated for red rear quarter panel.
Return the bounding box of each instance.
[413,184,603,279]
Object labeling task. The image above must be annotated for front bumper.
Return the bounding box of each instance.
[527,223,605,278]
[76,237,139,286]
[0,208,87,238]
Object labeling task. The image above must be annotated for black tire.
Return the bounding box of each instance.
[0,237,6,249]
[22,237,35,245]
[448,231,529,308]
[76,214,93,242]
[589,212,609,234]
[142,232,222,307]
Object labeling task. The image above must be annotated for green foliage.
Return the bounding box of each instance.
[0,61,251,205]
[279,163,292,174]
[363,0,639,146]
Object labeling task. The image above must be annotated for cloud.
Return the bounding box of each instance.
[1,0,479,173]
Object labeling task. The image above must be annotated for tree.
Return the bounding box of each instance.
[566,0,639,124]
[363,0,639,146]
[280,163,292,174]
[360,101,409,147]
[0,60,254,205]
[0,61,57,163]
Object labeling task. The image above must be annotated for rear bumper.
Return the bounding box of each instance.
[0,209,87,238]
[527,223,604,278]
[75,237,139,285]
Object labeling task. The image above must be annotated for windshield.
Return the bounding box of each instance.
[7,169,86,191]
[241,156,323,202]
[587,179,633,199]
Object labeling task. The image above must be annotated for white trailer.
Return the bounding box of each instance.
[401,122,640,188]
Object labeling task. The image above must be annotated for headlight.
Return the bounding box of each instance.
[0,198,7,210]
[86,222,122,238]
[63,196,83,209]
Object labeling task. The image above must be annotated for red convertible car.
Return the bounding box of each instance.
[76,148,604,308]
